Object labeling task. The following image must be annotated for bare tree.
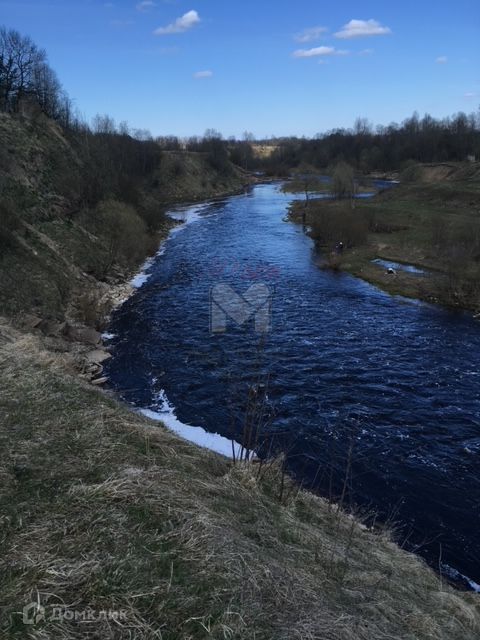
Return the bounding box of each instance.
[0,27,47,111]
[0,28,17,110]
[92,114,117,135]
[331,161,355,204]
[33,62,61,116]
[0,26,70,121]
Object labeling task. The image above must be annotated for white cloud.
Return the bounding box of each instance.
[358,48,374,56]
[436,56,448,64]
[464,92,477,98]
[294,26,328,43]
[293,46,349,58]
[154,10,200,35]
[136,1,156,12]
[194,70,213,79]
[334,19,391,39]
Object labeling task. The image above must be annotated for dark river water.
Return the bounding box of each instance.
[105,183,480,590]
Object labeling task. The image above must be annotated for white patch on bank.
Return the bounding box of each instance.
[139,390,242,458]
[130,256,155,289]
[128,202,214,290]
[441,563,480,593]
[168,201,214,226]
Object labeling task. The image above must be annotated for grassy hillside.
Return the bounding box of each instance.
[146,150,249,203]
[1,322,479,639]
[288,162,480,311]
[0,113,246,323]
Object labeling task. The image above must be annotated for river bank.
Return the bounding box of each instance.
[287,164,480,314]
[0,112,254,385]
[12,185,253,386]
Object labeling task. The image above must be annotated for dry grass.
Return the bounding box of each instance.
[1,320,479,639]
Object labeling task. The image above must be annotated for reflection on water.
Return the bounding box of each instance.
[372,258,426,275]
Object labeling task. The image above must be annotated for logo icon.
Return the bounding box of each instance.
[23,602,45,625]
[210,283,272,333]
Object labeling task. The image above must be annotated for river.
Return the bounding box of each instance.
[105,183,480,590]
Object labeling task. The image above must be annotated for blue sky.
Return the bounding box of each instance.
[1,0,478,137]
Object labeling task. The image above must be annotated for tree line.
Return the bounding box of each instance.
[255,113,480,175]
[147,112,480,176]
[1,24,479,181]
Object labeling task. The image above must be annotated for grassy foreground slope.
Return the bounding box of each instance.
[1,323,479,639]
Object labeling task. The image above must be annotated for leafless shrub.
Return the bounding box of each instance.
[310,202,368,249]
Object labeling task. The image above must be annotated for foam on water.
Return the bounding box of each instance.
[129,239,169,289]
[441,564,480,593]
[130,256,155,288]
[168,201,215,226]
[139,390,242,458]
